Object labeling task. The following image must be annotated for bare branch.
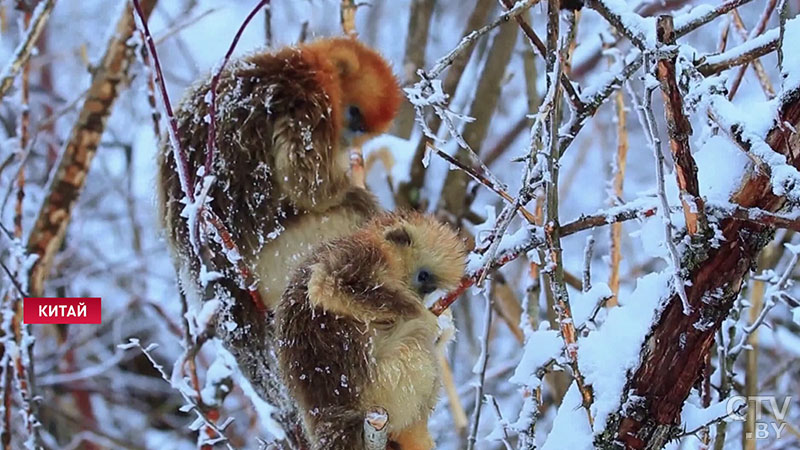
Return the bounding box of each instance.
[26,0,158,297]
[655,15,707,237]
[0,0,55,101]
[627,82,691,315]
[587,0,649,50]
[697,24,781,76]
[727,0,779,100]
[466,292,493,450]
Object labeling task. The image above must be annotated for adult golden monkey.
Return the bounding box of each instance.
[157,37,402,310]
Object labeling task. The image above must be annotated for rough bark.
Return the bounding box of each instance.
[597,87,800,449]
[655,15,706,237]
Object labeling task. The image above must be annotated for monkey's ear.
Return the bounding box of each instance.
[330,49,359,78]
[384,227,412,246]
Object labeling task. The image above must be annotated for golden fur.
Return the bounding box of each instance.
[156,37,401,310]
[276,212,467,449]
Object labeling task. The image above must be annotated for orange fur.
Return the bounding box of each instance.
[302,37,402,137]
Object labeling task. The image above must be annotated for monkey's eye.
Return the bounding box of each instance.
[412,269,437,296]
[417,270,432,284]
[347,105,366,133]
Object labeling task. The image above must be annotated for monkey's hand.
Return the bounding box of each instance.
[434,309,455,356]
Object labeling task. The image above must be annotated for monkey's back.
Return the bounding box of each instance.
[276,254,374,448]
[156,47,378,309]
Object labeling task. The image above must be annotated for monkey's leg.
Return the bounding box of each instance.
[308,406,367,450]
[390,419,434,450]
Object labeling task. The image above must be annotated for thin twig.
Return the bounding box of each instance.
[587,0,649,50]
[729,9,775,98]
[626,81,691,315]
[430,200,659,315]
[428,143,537,224]
[132,0,192,200]
[582,235,595,293]
[559,0,757,160]
[498,0,582,111]
[727,0,778,100]
[425,0,539,80]
[25,0,157,300]
[486,395,513,450]
[0,0,55,101]
[608,53,628,306]
[465,292,493,450]
[542,3,594,422]
[119,340,234,450]
[132,0,267,314]
[729,246,800,358]
[203,0,270,176]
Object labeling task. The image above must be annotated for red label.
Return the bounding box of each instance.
[23,298,102,324]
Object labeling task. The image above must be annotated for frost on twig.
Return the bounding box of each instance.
[429,199,659,315]
[466,292,493,450]
[539,2,594,423]
[118,339,235,450]
[728,242,800,358]
[626,82,692,315]
[696,20,783,76]
[587,0,652,50]
[0,0,56,101]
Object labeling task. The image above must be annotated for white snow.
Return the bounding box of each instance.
[782,15,800,92]
[509,326,562,388]
[695,135,751,203]
[579,271,673,431]
[540,383,594,450]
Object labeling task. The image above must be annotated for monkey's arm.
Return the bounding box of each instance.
[307,240,421,323]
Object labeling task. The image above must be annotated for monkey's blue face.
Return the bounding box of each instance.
[341,104,367,146]
[412,267,437,296]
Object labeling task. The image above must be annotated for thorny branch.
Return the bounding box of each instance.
[426,143,537,224]
[558,0,757,159]
[130,2,275,446]
[626,82,692,315]
[430,199,660,315]
[497,0,582,111]
[728,244,800,358]
[119,340,234,450]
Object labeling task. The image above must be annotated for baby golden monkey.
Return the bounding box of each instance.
[276,212,467,450]
[157,37,401,308]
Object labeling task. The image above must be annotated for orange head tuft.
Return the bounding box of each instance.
[301,37,401,144]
